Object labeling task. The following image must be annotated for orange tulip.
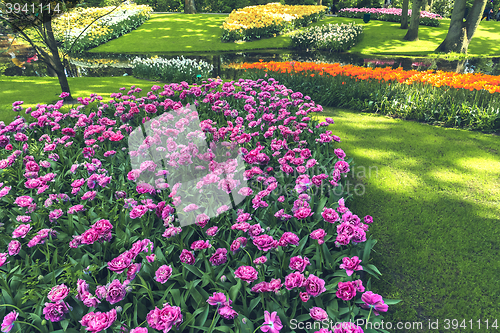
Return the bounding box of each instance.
[236,61,500,94]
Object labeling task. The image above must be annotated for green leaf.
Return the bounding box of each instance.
[122,303,133,314]
[364,329,381,333]
[366,264,382,276]
[188,283,203,306]
[239,315,254,333]
[184,264,203,278]
[248,297,261,314]
[170,288,181,305]
[42,268,65,284]
[292,235,309,257]
[315,196,328,215]
[229,279,242,302]
[383,298,402,305]
[333,270,348,277]
[362,265,380,280]
[60,319,69,331]
[295,313,310,322]
[321,243,334,268]
[195,305,210,327]
[361,236,377,264]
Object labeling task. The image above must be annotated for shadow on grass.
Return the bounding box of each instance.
[314,109,500,332]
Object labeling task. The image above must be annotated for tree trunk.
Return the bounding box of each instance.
[317,0,322,5]
[5,1,121,103]
[43,19,74,102]
[404,0,424,41]
[46,63,57,77]
[435,0,486,53]
[455,59,467,73]
[401,0,409,29]
[184,0,196,14]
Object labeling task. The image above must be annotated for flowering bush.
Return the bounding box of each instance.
[131,56,214,84]
[291,22,363,52]
[238,61,500,131]
[221,2,327,42]
[338,7,442,27]
[0,79,396,332]
[51,4,152,53]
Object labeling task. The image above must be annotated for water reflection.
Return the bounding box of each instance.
[2,48,500,78]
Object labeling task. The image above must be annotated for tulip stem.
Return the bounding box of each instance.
[366,306,373,325]
[0,304,23,313]
[242,248,253,264]
[201,250,215,279]
[208,311,219,333]
[316,242,323,274]
[14,321,43,332]
[252,324,269,333]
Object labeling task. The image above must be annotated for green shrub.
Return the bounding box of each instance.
[431,0,454,18]
[291,22,363,52]
[337,0,382,10]
[135,0,278,12]
[79,0,102,7]
[133,0,183,11]
[99,0,123,6]
[284,0,317,5]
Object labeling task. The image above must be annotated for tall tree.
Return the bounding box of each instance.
[184,0,197,13]
[404,0,424,40]
[435,0,487,53]
[0,0,122,102]
[401,0,409,29]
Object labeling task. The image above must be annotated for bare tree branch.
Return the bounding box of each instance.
[63,2,124,56]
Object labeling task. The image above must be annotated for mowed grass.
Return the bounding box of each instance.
[316,17,500,57]
[90,13,292,54]
[90,13,500,57]
[0,77,153,123]
[314,108,500,332]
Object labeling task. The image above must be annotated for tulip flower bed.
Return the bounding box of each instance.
[237,61,500,131]
[290,22,363,52]
[338,8,442,27]
[131,56,214,84]
[0,79,397,332]
[51,4,152,53]
[221,3,327,42]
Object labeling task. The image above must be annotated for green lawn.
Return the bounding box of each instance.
[90,13,292,54]
[314,108,500,332]
[90,13,500,57]
[318,17,500,57]
[0,77,153,123]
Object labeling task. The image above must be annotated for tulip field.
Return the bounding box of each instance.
[1,2,499,333]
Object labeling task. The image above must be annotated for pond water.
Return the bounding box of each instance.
[2,46,500,79]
